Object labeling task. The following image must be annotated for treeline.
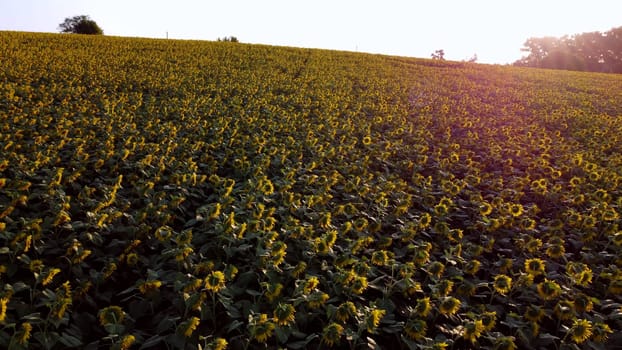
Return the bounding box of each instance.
[514,26,622,73]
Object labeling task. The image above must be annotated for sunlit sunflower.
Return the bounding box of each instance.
[204,271,226,293]
[365,308,386,333]
[493,274,512,295]
[350,275,368,295]
[435,279,454,297]
[371,250,390,266]
[462,319,485,343]
[479,202,493,216]
[249,313,275,343]
[524,258,545,276]
[414,297,432,317]
[0,296,9,323]
[509,203,523,217]
[16,322,32,345]
[569,318,592,344]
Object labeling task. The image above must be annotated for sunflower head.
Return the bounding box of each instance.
[569,319,592,344]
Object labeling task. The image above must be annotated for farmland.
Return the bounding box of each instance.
[1,31,622,349]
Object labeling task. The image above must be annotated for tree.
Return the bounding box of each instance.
[514,26,622,73]
[58,15,103,35]
[218,36,239,43]
[431,49,445,60]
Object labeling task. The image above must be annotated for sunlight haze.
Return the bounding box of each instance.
[1,0,620,64]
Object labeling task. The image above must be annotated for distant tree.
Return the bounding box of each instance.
[431,49,445,60]
[514,26,622,73]
[58,15,103,35]
[218,36,239,43]
[467,53,478,63]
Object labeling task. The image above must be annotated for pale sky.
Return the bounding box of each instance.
[1,0,620,64]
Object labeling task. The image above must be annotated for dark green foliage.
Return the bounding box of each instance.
[515,26,622,73]
[58,15,103,35]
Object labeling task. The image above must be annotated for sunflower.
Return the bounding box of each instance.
[479,202,493,216]
[414,297,432,317]
[321,323,344,347]
[98,305,125,326]
[573,293,593,313]
[456,280,476,297]
[427,261,445,279]
[350,276,368,295]
[204,271,226,293]
[546,244,565,259]
[179,316,200,337]
[524,258,545,276]
[419,213,432,228]
[525,238,542,253]
[434,203,449,216]
[365,308,386,333]
[307,291,329,309]
[439,297,461,316]
[14,322,32,345]
[509,203,524,217]
[464,260,481,275]
[335,301,357,323]
[138,280,162,295]
[569,319,592,344]
[493,274,512,295]
[264,282,283,302]
[591,322,613,343]
[404,318,427,340]
[493,336,517,350]
[371,250,390,266]
[553,300,575,320]
[523,305,545,323]
[249,314,275,343]
[0,296,8,323]
[119,334,136,350]
[537,279,561,301]
[302,276,320,294]
[273,303,296,326]
[608,278,622,295]
[435,279,454,297]
[462,319,485,343]
[498,258,513,274]
[480,311,497,331]
[291,262,307,278]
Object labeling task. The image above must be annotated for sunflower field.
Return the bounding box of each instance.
[1,31,622,350]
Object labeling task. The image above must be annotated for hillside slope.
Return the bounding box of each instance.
[2,31,622,349]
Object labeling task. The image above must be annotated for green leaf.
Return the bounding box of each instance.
[139,335,166,349]
[287,334,318,349]
[58,333,82,348]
